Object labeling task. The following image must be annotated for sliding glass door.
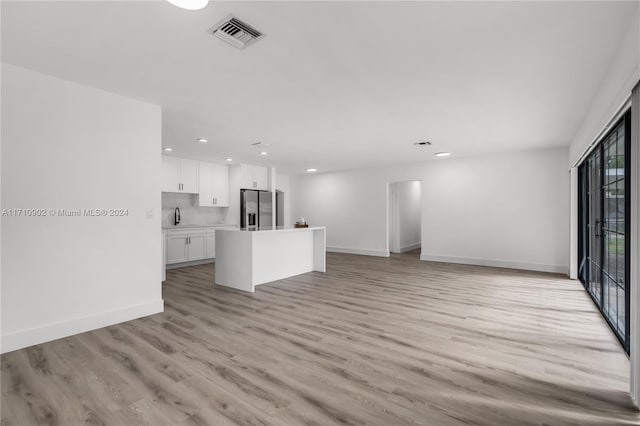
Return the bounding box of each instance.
[578,111,630,352]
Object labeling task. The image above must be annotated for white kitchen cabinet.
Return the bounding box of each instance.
[166,234,188,263]
[166,225,237,266]
[166,228,206,264]
[161,156,180,192]
[188,234,206,261]
[240,164,269,190]
[180,159,199,193]
[213,164,230,205]
[198,162,229,207]
[161,156,199,194]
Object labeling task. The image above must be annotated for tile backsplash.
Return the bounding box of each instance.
[162,193,231,226]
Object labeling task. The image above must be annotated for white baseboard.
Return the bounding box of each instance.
[419,254,568,275]
[1,299,164,354]
[327,246,390,257]
[398,243,421,253]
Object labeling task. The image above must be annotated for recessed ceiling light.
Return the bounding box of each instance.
[163,147,173,151]
[196,138,208,143]
[166,0,208,11]
[225,158,233,162]
[306,168,317,172]
[259,151,268,156]
[435,152,451,157]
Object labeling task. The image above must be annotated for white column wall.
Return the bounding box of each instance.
[1,64,163,352]
[569,168,578,280]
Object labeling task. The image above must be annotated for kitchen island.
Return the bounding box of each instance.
[215,227,326,292]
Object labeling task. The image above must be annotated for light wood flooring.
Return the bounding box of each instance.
[2,251,639,425]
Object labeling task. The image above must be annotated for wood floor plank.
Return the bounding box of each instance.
[2,251,639,425]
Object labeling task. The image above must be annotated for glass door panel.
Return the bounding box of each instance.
[577,111,630,352]
[586,151,602,304]
[602,125,625,337]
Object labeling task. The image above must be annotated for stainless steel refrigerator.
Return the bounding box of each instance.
[241,190,273,230]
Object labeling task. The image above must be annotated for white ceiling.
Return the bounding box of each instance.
[2,1,637,174]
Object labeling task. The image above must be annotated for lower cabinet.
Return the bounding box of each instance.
[165,225,236,266]
[167,235,188,263]
[187,234,206,261]
[166,229,206,264]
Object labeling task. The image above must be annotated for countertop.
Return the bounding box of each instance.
[219,226,325,233]
[162,223,238,230]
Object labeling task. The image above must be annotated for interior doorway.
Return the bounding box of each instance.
[388,180,422,257]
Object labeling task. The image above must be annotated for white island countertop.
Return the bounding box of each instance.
[233,226,325,233]
[215,226,326,292]
[162,223,238,230]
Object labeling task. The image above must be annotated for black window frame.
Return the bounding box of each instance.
[577,110,631,353]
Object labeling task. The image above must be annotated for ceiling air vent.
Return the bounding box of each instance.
[208,15,264,49]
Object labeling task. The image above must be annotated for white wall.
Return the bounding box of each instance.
[291,147,570,273]
[569,9,639,166]
[568,8,639,281]
[292,167,400,257]
[390,180,421,253]
[1,63,163,353]
[276,173,291,227]
[421,149,569,273]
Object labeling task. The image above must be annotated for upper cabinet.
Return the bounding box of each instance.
[199,162,229,207]
[240,164,269,190]
[161,156,199,193]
